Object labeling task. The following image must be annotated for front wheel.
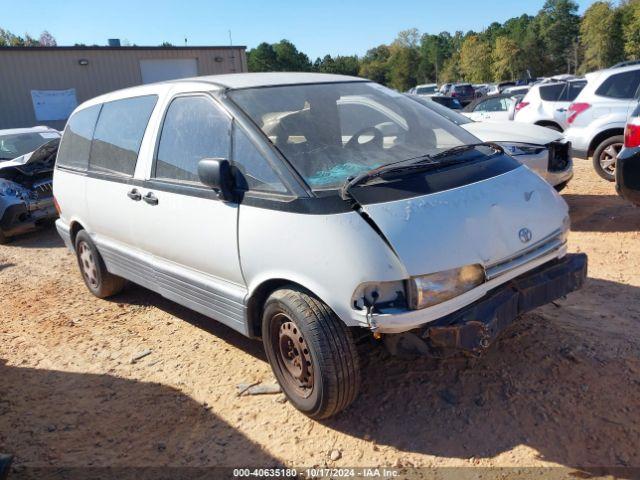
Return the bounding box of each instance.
[262,287,361,419]
[592,135,623,182]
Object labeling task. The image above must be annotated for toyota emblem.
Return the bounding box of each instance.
[518,228,533,243]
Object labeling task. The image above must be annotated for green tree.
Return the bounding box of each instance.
[493,36,523,81]
[580,1,623,71]
[247,42,279,71]
[538,0,581,72]
[272,39,312,71]
[387,30,420,91]
[38,30,57,46]
[459,35,492,82]
[359,45,390,84]
[623,0,640,59]
[440,53,461,83]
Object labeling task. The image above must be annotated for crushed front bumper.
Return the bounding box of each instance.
[384,253,587,357]
[0,198,57,237]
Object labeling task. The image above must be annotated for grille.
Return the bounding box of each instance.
[32,180,53,198]
[485,229,565,280]
[547,141,571,172]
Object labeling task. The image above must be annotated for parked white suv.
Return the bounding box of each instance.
[515,79,587,131]
[53,73,587,418]
[564,65,640,181]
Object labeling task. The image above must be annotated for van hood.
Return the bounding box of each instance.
[360,166,568,276]
[462,121,563,145]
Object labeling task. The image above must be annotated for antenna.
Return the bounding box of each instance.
[184,37,187,46]
[228,30,233,46]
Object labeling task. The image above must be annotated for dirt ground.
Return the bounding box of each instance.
[1,160,639,475]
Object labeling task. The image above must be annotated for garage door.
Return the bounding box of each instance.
[139,58,198,84]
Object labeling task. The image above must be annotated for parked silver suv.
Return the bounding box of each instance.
[564,64,640,180]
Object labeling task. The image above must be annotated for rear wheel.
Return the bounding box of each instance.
[592,135,623,182]
[74,230,126,298]
[262,286,361,419]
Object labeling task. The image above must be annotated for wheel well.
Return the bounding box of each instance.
[534,120,563,132]
[246,279,311,339]
[69,221,84,249]
[588,128,625,158]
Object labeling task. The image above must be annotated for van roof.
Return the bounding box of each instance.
[175,72,367,89]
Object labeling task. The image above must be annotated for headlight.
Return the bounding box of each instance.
[500,143,546,156]
[408,264,485,310]
[0,179,30,199]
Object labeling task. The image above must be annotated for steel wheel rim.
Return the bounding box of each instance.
[271,312,314,398]
[599,142,622,175]
[78,241,99,288]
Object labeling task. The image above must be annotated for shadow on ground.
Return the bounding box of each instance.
[0,359,281,479]
[6,226,63,250]
[564,194,640,232]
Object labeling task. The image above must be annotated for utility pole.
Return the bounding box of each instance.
[229,30,233,46]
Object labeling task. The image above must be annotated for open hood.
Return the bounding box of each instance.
[0,139,59,173]
[359,166,568,276]
[462,121,563,145]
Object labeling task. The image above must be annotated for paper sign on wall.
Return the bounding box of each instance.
[31,89,78,121]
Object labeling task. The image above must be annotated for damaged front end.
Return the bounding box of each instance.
[0,140,59,241]
[383,253,588,358]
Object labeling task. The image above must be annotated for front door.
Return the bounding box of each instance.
[132,94,247,333]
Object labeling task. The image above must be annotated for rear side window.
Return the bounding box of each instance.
[154,95,231,183]
[56,105,101,171]
[565,81,586,101]
[596,70,640,99]
[539,84,565,102]
[89,95,157,176]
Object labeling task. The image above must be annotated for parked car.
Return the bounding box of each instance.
[409,83,438,96]
[450,83,475,105]
[615,102,640,205]
[429,95,463,110]
[487,81,516,96]
[473,84,489,98]
[410,94,573,190]
[0,136,59,243]
[54,73,587,418]
[0,126,61,243]
[564,65,640,181]
[439,83,453,95]
[514,79,587,132]
[462,94,521,122]
[502,85,530,96]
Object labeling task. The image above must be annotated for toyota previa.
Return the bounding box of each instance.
[53,73,587,418]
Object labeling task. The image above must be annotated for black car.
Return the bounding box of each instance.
[429,95,463,110]
[450,84,475,106]
[616,103,640,206]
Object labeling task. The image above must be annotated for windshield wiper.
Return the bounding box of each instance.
[430,142,503,159]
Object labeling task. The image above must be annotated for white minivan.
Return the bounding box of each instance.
[53,73,587,419]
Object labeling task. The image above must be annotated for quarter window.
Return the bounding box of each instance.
[155,96,231,183]
[89,95,157,176]
[56,105,101,171]
[233,126,286,193]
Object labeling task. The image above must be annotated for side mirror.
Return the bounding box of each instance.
[198,158,235,202]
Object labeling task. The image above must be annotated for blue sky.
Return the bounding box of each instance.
[3,0,595,59]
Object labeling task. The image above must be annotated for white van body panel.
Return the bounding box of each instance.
[239,206,409,328]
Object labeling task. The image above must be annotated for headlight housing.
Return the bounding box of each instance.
[408,264,485,310]
[500,142,546,156]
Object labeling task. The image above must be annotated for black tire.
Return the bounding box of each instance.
[74,230,126,298]
[262,286,361,419]
[0,230,9,245]
[554,180,569,192]
[592,135,624,182]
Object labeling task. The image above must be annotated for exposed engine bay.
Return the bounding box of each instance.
[0,139,59,242]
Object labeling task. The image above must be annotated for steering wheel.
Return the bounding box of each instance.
[345,126,383,150]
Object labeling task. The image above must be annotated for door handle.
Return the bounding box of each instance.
[142,192,159,205]
[127,188,141,201]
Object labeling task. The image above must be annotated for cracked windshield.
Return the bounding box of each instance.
[230,81,477,189]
